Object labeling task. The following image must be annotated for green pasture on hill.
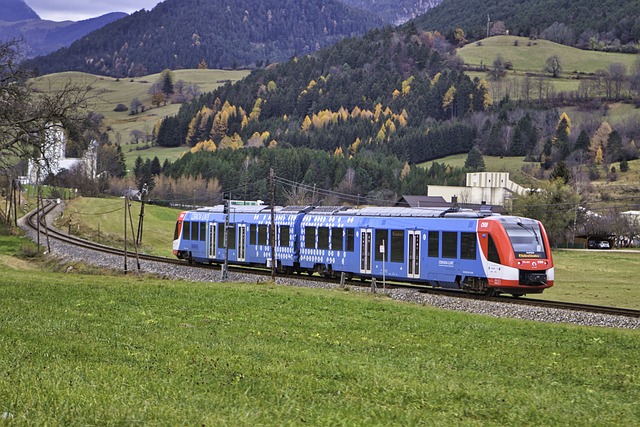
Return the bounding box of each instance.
[0,240,638,425]
[32,69,249,144]
[458,36,639,76]
[122,145,188,174]
[55,197,640,310]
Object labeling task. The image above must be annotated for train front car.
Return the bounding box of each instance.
[478,216,554,296]
[173,211,188,259]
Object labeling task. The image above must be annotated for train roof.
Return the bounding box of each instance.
[187,205,496,218]
[307,206,497,218]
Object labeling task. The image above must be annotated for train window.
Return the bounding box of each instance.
[173,222,180,241]
[331,228,343,251]
[191,222,199,241]
[305,227,316,249]
[250,224,257,245]
[228,224,236,250]
[488,234,501,263]
[345,228,354,252]
[217,223,224,247]
[442,232,458,259]
[199,222,206,241]
[428,231,439,257]
[258,225,268,245]
[279,225,290,247]
[391,230,404,263]
[217,223,237,249]
[318,227,329,250]
[183,221,191,240]
[375,229,388,262]
[460,232,477,260]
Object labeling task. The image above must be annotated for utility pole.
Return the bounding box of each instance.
[222,192,230,281]
[136,183,148,245]
[124,193,128,274]
[270,168,276,280]
[127,195,141,271]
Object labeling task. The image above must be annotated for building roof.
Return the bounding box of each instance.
[395,195,451,208]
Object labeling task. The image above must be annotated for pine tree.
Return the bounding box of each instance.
[464,147,485,171]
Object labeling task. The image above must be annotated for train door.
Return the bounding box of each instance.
[408,230,420,279]
[208,222,216,258]
[238,224,246,262]
[360,229,373,275]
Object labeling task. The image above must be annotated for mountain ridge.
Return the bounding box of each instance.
[0,0,40,22]
[24,0,385,77]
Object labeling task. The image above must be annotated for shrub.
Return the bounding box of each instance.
[113,104,128,112]
[17,241,40,258]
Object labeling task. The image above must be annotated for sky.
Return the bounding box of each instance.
[28,0,163,22]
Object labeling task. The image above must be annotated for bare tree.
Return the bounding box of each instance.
[608,62,627,100]
[544,55,563,78]
[1,40,92,176]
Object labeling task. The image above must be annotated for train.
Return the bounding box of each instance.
[173,204,554,296]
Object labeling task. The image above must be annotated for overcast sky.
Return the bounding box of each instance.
[28,0,163,22]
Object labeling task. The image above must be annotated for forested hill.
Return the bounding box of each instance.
[157,25,488,165]
[24,0,383,77]
[413,0,640,49]
[339,0,443,25]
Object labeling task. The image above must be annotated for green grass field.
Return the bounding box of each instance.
[122,145,189,174]
[32,69,249,147]
[0,234,638,425]
[58,197,180,258]
[458,36,639,76]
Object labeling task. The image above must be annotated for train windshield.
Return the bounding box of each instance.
[503,220,546,259]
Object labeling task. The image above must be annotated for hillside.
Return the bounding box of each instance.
[155,25,482,159]
[412,0,640,49]
[0,0,39,21]
[340,0,442,25]
[31,69,250,145]
[0,13,127,58]
[24,0,384,77]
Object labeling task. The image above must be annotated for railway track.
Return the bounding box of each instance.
[25,200,640,320]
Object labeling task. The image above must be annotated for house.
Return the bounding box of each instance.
[27,124,97,184]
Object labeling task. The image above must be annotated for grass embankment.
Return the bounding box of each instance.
[57,197,180,258]
[0,236,638,425]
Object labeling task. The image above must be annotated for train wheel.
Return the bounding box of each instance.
[484,288,497,297]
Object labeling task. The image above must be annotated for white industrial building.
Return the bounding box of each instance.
[427,172,526,207]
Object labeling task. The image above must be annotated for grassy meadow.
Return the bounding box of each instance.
[32,69,249,150]
[57,197,181,258]
[458,36,639,77]
[0,229,638,425]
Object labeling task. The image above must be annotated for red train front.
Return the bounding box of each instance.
[478,216,554,295]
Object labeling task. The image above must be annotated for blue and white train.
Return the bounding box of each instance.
[173,205,554,296]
